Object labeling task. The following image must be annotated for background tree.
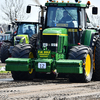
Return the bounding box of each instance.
[34,0,41,5]
[89,14,100,27]
[1,0,28,23]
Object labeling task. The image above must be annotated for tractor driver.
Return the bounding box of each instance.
[59,11,74,27]
[25,26,33,37]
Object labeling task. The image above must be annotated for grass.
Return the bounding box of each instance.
[0,71,11,74]
[0,66,11,74]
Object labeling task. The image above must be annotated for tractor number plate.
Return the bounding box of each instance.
[38,63,46,69]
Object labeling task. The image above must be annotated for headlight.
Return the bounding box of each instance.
[43,43,48,47]
[51,43,58,47]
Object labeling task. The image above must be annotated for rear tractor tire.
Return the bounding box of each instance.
[68,45,93,83]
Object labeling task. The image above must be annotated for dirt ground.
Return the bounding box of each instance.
[1,63,100,100]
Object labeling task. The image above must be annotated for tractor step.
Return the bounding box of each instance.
[5,58,32,71]
[56,60,83,74]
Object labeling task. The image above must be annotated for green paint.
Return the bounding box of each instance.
[14,34,29,45]
[34,59,53,72]
[56,60,83,74]
[43,28,68,58]
[45,2,87,8]
[50,52,65,60]
[6,57,83,74]
[5,58,32,71]
[43,28,68,35]
[81,29,96,46]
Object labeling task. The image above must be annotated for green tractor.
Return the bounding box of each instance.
[5,0,100,82]
[1,21,39,63]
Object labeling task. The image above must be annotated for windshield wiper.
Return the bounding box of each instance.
[63,7,75,21]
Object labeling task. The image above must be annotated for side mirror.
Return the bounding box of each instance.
[26,6,31,13]
[75,0,78,2]
[8,25,11,31]
[92,7,98,14]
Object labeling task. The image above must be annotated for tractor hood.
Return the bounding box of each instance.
[43,28,68,36]
[42,28,68,54]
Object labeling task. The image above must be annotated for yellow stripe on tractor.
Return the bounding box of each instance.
[43,33,68,36]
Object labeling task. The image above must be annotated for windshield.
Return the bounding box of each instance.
[46,7,78,28]
[17,24,38,37]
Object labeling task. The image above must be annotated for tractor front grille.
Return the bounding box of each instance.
[42,35,58,51]
[68,31,79,45]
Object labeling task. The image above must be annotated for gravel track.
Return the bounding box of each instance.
[0,74,100,100]
[1,63,100,100]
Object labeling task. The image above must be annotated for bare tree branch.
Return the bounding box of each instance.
[89,14,100,27]
[1,0,29,23]
[31,0,41,5]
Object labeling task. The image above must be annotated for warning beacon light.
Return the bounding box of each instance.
[49,0,56,2]
[75,0,82,3]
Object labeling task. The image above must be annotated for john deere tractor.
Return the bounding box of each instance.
[5,0,100,82]
[1,21,39,63]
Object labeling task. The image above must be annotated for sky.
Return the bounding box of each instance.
[0,0,100,24]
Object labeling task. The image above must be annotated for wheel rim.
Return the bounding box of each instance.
[29,68,33,74]
[85,54,91,76]
[29,52,34,74]
[29,52,34,58]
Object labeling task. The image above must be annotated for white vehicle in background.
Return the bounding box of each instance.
[0,26,5,34]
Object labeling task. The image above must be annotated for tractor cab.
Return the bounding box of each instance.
[14,21,39,44]
[16,21,39,38]
[41,1,98,56]
[44,1,97,45]
[44,5,79,47]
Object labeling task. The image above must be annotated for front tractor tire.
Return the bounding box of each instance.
[29,34,38,48]
[68,45,93,83]
[29,34,38,58]
[11,44,35,80]
[1,42,11,63]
